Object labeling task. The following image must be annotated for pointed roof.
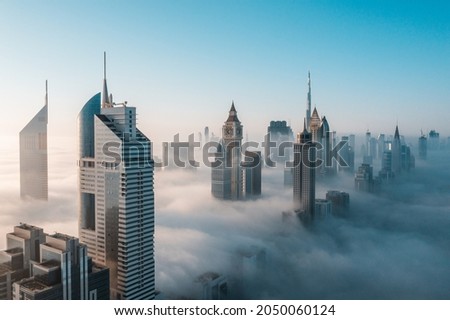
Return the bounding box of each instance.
[45,80,48,107]
[299,118,311,142]
[320,116,330,132]
[230,100,236,112]
[394,125,400,139]
[226,101,240,122]
[311,106,320,119]
[102,52,111,108]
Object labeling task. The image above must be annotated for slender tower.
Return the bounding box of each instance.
[293,119,316,220]
[306,71,312,130]
[392,125,402,175]
[20,81,48,200]
[310,106,321,142]
[78,53,155,299]
[223,102,244,200]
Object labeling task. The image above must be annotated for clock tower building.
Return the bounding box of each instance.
[222,102,244,200]
[212,102,245,200]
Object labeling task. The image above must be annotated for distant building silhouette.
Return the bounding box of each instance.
[20,82,48,201]
[326,191,350,217]
[391,125,402,175]
[195,272,228,300]
[266,120,294,164]
[377,134,386,160]
[204,126,210,143]
[305,71,312,130]
[418,134,427,160]
[243,151,262,198]
[355,163,374,192]
[428,130,440,150]
[379,149,394,181]
[315,199,332,219]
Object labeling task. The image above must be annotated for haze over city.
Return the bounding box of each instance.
[0,0,449,300]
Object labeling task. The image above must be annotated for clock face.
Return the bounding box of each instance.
[236,128,241,135]
[225,127,232,136]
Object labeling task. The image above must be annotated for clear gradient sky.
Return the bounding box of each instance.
[0,0,449,143]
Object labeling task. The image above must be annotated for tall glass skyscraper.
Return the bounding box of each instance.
[293,121,316,220]
[19,82,48,200]
[78,54,155,299]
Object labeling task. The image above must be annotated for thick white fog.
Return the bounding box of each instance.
[1,136,449,299]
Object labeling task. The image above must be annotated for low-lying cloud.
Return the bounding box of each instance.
[1,136,449,299]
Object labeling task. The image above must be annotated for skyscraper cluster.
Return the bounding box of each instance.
[10,57,430,300]
[0,224,109,300]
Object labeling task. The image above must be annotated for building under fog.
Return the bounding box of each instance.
[211,103,244,200]
[418,134,427,160]
[243,151,262,198]
[355,163,374,192]
[78,54,155,299]
[19,82,48,201]
[266,120,294,165]
[293,121,316,220]
[195,272,228,300]
[326,191,350,217]
[315,199,332,219]
[428,130,440,150]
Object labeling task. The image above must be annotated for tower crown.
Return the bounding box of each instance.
[102,52,112,108]
[299,118,311,142]
[394,125,400,139]
[226,101,240,123]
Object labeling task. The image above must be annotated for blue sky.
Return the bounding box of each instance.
[0,0,449,142]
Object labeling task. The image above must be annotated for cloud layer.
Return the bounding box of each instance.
[1,137,449,299]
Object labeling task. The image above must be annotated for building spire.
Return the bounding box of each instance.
[226,100,240,122]
[45,80,48,107]
[306,71,311,130]
[394,124,400,139]
[102,51,111,108]
[230,100,236,112]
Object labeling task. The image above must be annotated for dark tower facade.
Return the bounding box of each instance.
[293,121,316,219]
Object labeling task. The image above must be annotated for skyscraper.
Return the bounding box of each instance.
[78,53,155,299]
[19,81,48,200]
[318,116,333,175]
[267,120,294,165]
[392,125,402,175]
[418,134,427,160]
[293,121,315,219]
[243,151,262,198]
[354,163,374,192]
[326,191,350,217]
[377,134,386,159]
[305,71,312,130]
[211,102,244,200]
[204,126,210,143]
[309,107,321,143]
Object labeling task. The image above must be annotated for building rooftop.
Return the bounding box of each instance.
[50,233,78,241]
[196,272,220,283]
[17,277,51,292]
[16,223,42,232]
[5,248,23,255]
